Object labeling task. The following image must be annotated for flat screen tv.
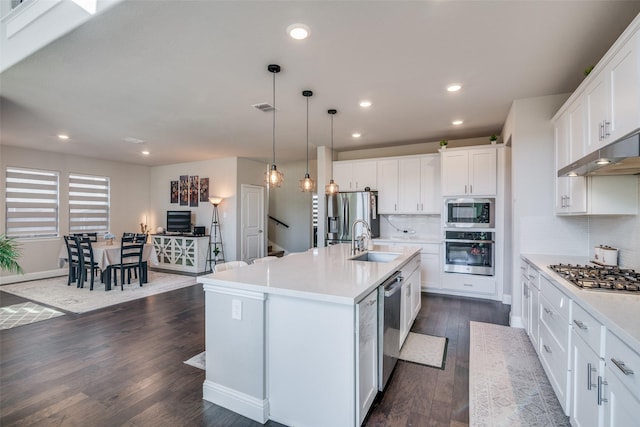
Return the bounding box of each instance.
[166,210,191,233]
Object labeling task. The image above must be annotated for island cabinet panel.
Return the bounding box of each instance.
[202,286,268,423]
[357,289,378,425]
[267,294,356,427]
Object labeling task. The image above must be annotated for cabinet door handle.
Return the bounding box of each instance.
[421,203,423,211]
[599,121,605,141]
[543,344,552,354]
[597,376,608,405]
[367,298,376,306]
[611,358,634,376]
[464,185,468,194]
[544,307,553,316]
[587,363,596,390]
[573,319,588,330]
[603,120,611,138]
[417,203,420,211]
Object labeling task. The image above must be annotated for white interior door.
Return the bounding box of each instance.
[241,184,265,263]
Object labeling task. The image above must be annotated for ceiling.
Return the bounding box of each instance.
[1,1,639,166]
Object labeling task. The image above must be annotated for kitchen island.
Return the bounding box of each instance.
[197,243,421,427]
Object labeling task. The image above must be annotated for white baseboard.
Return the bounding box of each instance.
[203,380,268,424]
[502,293,512,305]
[0,268,66,285]
[510,314,524,329]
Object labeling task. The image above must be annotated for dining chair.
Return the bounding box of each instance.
[133,233,148,243]
[73,232,98,242]
[214,261,248,272]
[112,236,145,290]
[252,256,278,264]
[79,237,104,290]
[63,235,83,287]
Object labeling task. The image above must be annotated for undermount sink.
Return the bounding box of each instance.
[349,251,401,263]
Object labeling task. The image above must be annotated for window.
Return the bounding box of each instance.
[5,167,59,238]
[68,173,110,235]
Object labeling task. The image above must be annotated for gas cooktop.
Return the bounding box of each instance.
[548,264,640,292]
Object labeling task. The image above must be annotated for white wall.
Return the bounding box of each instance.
[149,157,267,263]
[267,159,316,253]
[0,145,150,282]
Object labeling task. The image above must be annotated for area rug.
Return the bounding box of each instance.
[184,351,205,370]
[399,332,448,369]
[469,321,570,426]
[0,271,198,314]
[0,302,65,330]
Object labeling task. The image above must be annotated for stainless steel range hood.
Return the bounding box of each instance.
[558,132,640,177]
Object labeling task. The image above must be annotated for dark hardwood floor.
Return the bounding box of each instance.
[0,285,509,426]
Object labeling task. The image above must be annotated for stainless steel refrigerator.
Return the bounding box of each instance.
[326,191,380,244]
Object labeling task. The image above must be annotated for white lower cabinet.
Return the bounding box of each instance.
[539,276,572,415]
[571,330,605,427]
[603,364,640,427]
[356,289,378,426]
[400,255,420,346]
[603,330,640,427]
[521,263,530,333]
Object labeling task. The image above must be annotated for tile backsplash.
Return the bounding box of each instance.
[589,215,640,270]
[379,214,441,240]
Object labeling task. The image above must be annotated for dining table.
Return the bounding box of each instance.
[58,240,159,291]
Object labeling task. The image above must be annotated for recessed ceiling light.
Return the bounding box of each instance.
[352,133,361,138]
[57,134,69,140]
[359,101,372,108]
[141,150,150,156]
[447,84,462,92]
[287,23,310,40]
[452,120,464,125]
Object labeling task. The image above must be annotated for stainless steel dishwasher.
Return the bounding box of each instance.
[378,271,403,391]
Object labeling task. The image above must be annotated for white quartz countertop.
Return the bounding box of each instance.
[522,253,640,354]
[374,237,442,244]
[197,243,421,305]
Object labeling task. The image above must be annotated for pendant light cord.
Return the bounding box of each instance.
[306,96,309,174]
[272,71,276,165]
[330,113,334,180]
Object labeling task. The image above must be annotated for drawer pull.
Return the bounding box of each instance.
[611,358,635,376]
[463,284,473,287]
[598,376,608,406]
[367,299,376,306]
[587,363,596,391]
[528,274,536,279]
[543,344,552,354]
[573,320,588,330]
[544,307,553,316]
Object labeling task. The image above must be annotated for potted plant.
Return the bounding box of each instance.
[489,134,498,144]
[439,139,448,149]
[0,234,23,274]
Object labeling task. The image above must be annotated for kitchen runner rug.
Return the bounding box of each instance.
[0,271,197,314]
[469,321,570,427]
[184,351,206,370]
[0,302,65,330]
[399,332,448,369]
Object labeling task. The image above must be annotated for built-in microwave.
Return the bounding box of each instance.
[444,198,494,228]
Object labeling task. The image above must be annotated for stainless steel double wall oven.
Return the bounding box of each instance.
[443,198,495,276]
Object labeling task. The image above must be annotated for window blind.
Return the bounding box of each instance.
[5,167,59,238]
[69,173,110,234]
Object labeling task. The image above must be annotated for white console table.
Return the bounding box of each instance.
[151,235,209,274]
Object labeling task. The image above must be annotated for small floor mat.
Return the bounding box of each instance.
[184,351,205,370]
[0,302,65,330]
[399,332,448,369]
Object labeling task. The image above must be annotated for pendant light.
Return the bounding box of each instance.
[325,109,339,195]
[299,90,316,192]
[265,64,284,188]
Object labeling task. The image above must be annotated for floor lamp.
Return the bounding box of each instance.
[207,196,224,272]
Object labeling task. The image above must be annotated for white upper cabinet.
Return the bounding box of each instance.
[332,160,377,191]
[558,17,640,156]
[376,159,399,213]
[441,147,497,196]
[377,154,441,214]
[609,30,640,142]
